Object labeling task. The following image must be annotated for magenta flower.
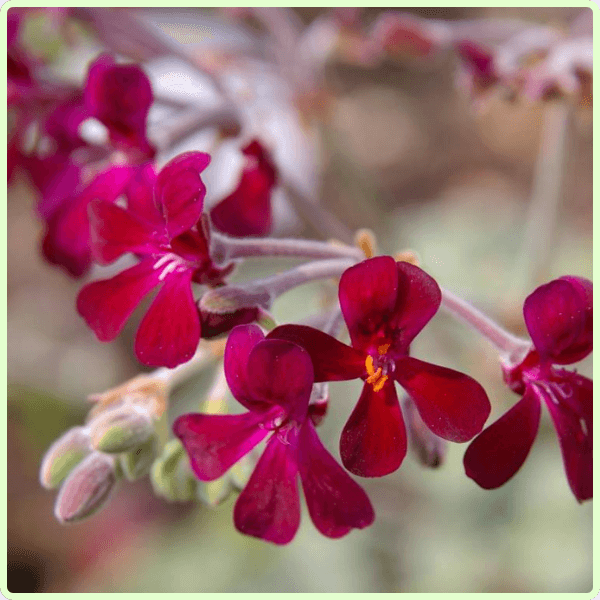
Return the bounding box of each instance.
[77,152,233,368]
[27,54,156,277]
[268,256,491,477]
[174,324,374,544]
[84,54,155,159]
[464,276,593,501]
[209,140,277,237]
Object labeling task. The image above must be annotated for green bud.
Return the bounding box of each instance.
[40,426,92,489]
[90,405,154,454]
[150,440,197,502]
[54,452,118,524]
[120,435,160,481]
[196,477,233,507]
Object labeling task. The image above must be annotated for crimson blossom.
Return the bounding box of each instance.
[464,276,593,502]
[77,152,233,368]
[32,54,155,277]
[268,256,491,477]
[174,324,375,544]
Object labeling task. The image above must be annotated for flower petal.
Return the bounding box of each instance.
[340,381,407,477]
[234,436,300,545]
[388,261,441,352]
[268,324,365,382]
[224,324,269,412]
[125,162,163,228]
[174,410,271,481]
[88,200,155,264]
[76,259,160,341]
[523,277,593,365]
[134,271,200,368]
[339,256,398,353]
[209,140,277,237]
[298,421,374,538]
[154,151,211,239]
[463,387,541,489]
[247,339,314,421]
[540,372,593,502]
[395,356,491,442]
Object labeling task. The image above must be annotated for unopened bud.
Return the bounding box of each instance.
[120,435,160,481]
[54,452,118,523]
[40,426,92,489]
[403,396,447,468]
[150,440,197,502]
[90,405,154,453]
[308,382,329,427]
[196,478,233,507]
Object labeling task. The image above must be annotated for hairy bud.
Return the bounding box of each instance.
[54,452,118,523]
[90,405,154,453]
[40,426,92,489]
[150,439,197,502]
[120,434,159,481]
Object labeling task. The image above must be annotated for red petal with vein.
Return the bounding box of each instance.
[268,324,366,382]
[524,277,593,365]
[340,381,407,477]
[76,259,160,341]
[298,421,374,538]
[463,387,541,489]
[85,54,154,154]
[154,152,211,239]
[234,436,300,545]
[339,256,399,353]
[389,261,441,352]
[134,271,200,368]
[88,200,155,264]
[395,356,490,442]
[125,162,163,230]
[542,372,593,501]
[173,410,271,481]
[247,339,314,422]
[224,324,269,413]
[209,140,277,237]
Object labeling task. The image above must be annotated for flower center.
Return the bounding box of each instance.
[153,253,189,281]
[365,344,393,393]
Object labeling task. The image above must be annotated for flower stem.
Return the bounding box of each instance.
[200,258,355,312]
[210,230,363,263]
[440,287,531,363]
[514,101,572,290]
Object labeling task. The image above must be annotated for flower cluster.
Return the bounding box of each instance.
[22,9,591,550]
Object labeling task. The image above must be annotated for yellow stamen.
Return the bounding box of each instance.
[378,343,390,356]
[364,355,389,392]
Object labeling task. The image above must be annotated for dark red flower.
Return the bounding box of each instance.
[464,276,593,501]
[268,256,491,477]
[77,153,232,368]
[209,140,277,237]
[174,324,374,544]
[84,54,155,159]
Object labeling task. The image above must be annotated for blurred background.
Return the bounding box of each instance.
[7,6,592,593]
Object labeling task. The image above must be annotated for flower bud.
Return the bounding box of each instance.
[120,434,159,481]
[403,396,447,468]
[150,440,197,502]
[199,284,271,315]
[40,426,92,489]
[90,404,154,453]
[54,452,118,523]
[196,478,233,507]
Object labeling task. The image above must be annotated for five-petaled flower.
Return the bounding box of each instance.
[77,152,233,368]
[174,324,375,544]
[267,256,491,477]
[464,276,593,502]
